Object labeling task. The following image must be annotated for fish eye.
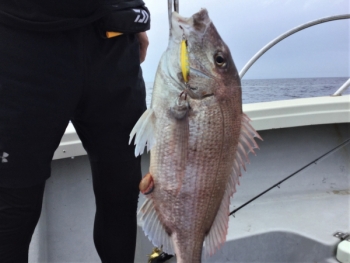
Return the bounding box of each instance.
[214,53,226,67]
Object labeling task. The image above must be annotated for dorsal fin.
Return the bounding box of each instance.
[203,113,262,257]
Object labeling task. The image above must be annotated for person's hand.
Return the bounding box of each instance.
[136,32,149,64]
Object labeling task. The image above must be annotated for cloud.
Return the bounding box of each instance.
[143,0,349,80]
[303,0,348,10]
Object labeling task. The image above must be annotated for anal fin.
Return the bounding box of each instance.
[138,198,175,255]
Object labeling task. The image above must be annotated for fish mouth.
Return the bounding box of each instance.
[189,67,213,80]
[185,84,214,100]
[201,93,214,99]
[184,68,215,99]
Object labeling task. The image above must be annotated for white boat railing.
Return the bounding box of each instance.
[333,78,350,96]
[239,14,350,96]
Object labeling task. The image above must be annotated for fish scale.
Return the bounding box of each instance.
[131,9,261,263]
[153,101,238,262]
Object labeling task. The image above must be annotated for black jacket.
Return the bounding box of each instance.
[0,0,147,32]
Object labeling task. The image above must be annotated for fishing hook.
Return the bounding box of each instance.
[176,90,187,106]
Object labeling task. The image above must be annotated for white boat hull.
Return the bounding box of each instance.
[29,120,349,262]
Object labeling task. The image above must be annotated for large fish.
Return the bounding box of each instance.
[130,9,261,263]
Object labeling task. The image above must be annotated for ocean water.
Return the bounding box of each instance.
[145,77,349,107]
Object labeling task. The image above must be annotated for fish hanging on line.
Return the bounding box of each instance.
[130,8,262,263]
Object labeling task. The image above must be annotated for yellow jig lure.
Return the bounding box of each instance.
[180,38,189,83]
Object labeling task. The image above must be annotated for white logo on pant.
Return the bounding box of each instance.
[133,9,149,23]
[1,152,9,163]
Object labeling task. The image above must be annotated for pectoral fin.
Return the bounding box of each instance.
[129,109,156,156]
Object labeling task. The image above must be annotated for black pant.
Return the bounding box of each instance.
[0,183,45,262]
[0,159,141,263]
[0,21,146,262]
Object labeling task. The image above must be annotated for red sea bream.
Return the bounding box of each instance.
[130,9,261,263]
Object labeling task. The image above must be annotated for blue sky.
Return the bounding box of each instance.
[141,0,349,81]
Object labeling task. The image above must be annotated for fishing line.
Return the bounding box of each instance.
[229,138,350,216]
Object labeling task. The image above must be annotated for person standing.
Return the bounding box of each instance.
[0,0,150,262]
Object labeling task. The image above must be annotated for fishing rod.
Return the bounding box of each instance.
[229,138,350,216]
[168,0,179,33]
